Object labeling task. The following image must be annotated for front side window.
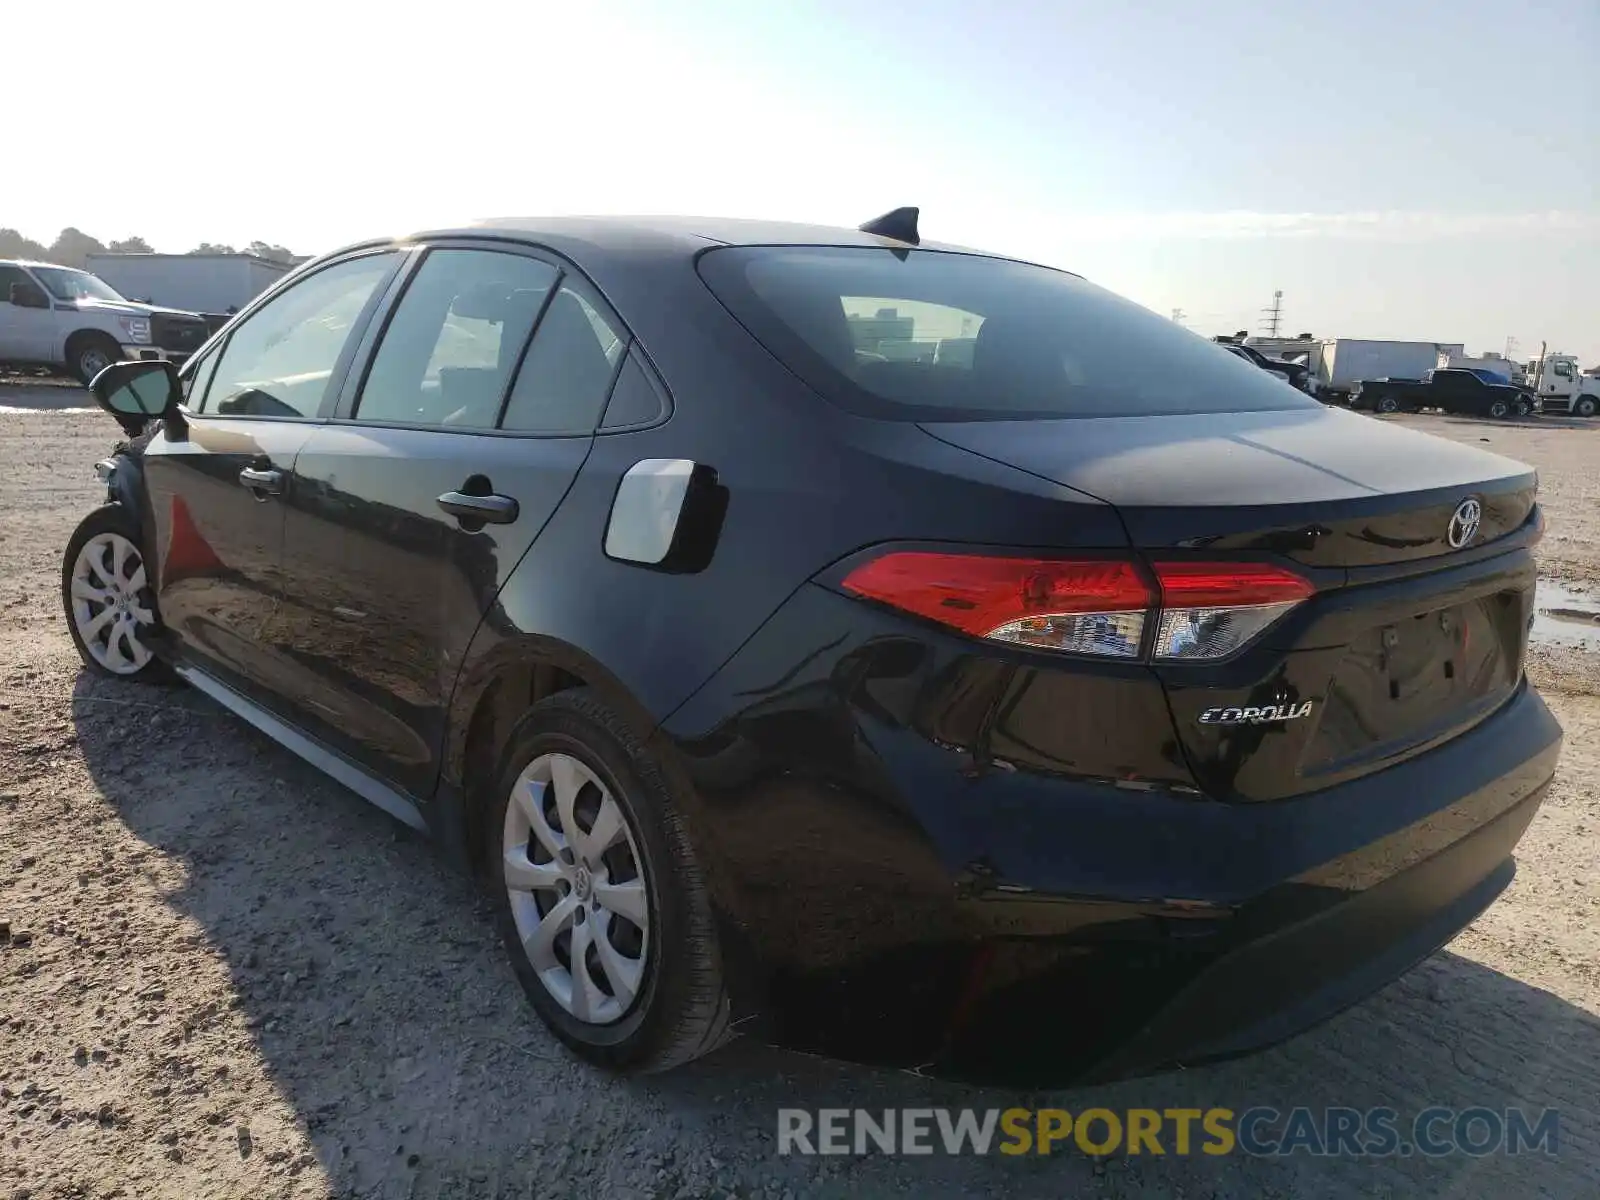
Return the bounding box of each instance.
[0,265,33,301]
[354,249,557,428]
[698,246,1316,420]
[1554,360,1573,377]
[201,254,395,418]
[31,266,126,303]
[498,278,626,434]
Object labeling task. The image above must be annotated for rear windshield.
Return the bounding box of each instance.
[698,246,1317,421]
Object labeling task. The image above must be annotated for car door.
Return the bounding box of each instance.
[140,251,402,706]
[0,265,57,361]
[1427,370,1469,412]
[272,242,631,797]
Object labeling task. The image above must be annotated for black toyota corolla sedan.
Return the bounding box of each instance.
[67,209,1561,1084]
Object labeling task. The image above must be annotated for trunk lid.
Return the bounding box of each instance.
[922,406,1539,800]
[919,405,1536,568]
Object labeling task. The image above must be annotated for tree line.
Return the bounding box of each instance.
[0,226,297,270]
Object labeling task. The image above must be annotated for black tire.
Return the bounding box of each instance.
[61,504,171,681]
[1576,396,1597,418]
[1377,396,1399,414]
[485,688,731,1072]
[68,333,123,386]
[1488,399,1509,420]
[1513,398,1532,418]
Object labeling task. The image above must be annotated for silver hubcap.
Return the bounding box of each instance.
[70,532,154,674]
[503,752,650,1025]
[80,348,112,378]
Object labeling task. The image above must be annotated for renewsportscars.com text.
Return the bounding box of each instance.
[777,1106,1559,1158]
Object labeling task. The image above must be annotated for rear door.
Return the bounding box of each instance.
[272,242,632,797]
[141,251,401,704]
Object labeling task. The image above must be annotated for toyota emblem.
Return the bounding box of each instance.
[1447,498,1482,549]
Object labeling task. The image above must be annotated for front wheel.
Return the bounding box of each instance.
[1376,396,1399,414]
[1489,399,1510,419]
[69,334,123,386]
[486,689,731,1072]
[1576,396,1597,418]
[1513,397,1533,418]
[62,504,167,679]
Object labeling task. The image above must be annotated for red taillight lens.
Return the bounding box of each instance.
[840,553,1153,657]
[839,552,1313,661]
[1151,562,1314,608]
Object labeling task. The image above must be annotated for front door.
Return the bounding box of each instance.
[273,245,628,797]
[142,251,401,707]
[0,265,57,361]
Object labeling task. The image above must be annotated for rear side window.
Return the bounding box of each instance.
[354,249,557,428]
[498,278,625,434]
[698,246,1317,420]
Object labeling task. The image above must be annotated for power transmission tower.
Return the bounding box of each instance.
[1170,308,1186,326]
[1260,290,1284,337]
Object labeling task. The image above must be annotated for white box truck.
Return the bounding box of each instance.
[1318,340,1463,401]
[84,253,291,317]
[1437,352,1520,383]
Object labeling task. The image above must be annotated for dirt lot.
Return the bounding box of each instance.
[2,395,1598,1199]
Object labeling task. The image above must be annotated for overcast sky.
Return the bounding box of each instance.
[11,0,1597,362]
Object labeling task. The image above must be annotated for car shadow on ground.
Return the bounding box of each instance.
[71,671,1600,1199]
[0,381,95,411]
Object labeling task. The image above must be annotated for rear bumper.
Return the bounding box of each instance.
[664,585,1563,1084]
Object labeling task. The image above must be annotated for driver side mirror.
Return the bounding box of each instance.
[8,281,49,309]
[89,358,183,436]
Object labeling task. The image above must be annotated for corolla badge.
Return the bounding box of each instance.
[1199,701,1315,726]
[1447,498,1482,549]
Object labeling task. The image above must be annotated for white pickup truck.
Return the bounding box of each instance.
[0,259,213,383]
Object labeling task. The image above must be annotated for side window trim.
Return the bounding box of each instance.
[496,270,628,436]
[597,341,674,434]
[180,249,405,422]
[488,265,564,429]
[329,246,429,420]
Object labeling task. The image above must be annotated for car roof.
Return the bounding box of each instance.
[478,214,980,252]
[362,215,996,267]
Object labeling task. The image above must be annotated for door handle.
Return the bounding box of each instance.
[238,466,284,495]
[437,490,519,525]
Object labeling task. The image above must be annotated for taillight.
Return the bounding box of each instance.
[839,552,1312,661]
[1148,561,1314,661]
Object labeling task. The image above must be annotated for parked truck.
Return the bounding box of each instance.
[1317,339,1464,401]
[1524,353,1599,417]
[0,259,212,383]
[1351,368,1533,419]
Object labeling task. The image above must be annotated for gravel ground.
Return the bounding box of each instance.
[2,395,1598,1199]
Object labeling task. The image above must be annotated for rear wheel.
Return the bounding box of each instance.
[62,505,166,680]
[68,333,122,386]
[486,688,730,1072]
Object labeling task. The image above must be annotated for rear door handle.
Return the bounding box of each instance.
[437,490,519,525]
[238,466,284,495]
